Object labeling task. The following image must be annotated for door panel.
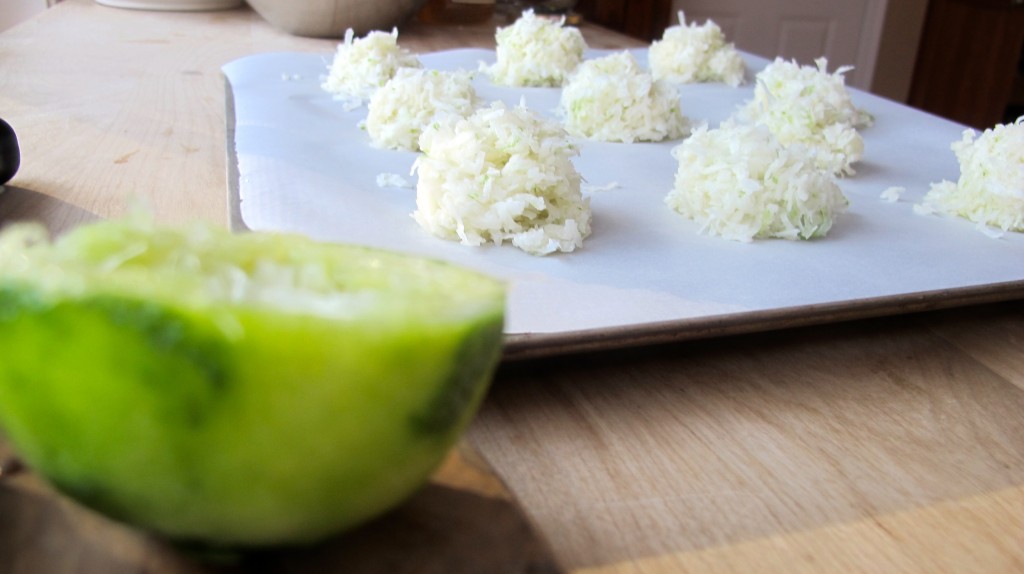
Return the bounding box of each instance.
[777,18,834,62]
[669,0,888,89]
[576,0,672,40]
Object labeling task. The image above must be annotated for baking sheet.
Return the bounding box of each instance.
[223,48,1024,358]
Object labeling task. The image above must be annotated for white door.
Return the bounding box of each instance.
[670,0,889,90]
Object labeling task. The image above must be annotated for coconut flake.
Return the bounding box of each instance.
[560,51,689,143]
[881,186,905,202]
[920,116,1024,232]
[734,57,873,177]
[322,28,421,108]
[484,9,587,87]
[413,101,591,255]
[649,11,746,87]
[666,121,848,242]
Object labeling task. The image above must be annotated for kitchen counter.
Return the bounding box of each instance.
[1,1,1022,572]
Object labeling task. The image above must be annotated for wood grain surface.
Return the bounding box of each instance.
[0,443,560,573]
[1,2,1023,572]
[469,303,1024,571]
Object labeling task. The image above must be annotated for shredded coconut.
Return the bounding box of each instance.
[920,117,1024,232]
[366,68,479,151]
[583,181,620,193]
[376,172,414,189]
[649,11,746,87]
[881,186,905,202]
[412,101,591,255]
[484,9,587,87]
[976,222,1006,239]
[665,122,848,242]
[321,28,422,110]
[735,57,873,176]
[913,203,935,217]
[560,51,689,143]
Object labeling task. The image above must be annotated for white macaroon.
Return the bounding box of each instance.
[412,101,592,256]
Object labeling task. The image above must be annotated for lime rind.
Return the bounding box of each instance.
[0,218,505,546]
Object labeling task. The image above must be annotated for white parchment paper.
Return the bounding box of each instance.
[224,49,1023,339]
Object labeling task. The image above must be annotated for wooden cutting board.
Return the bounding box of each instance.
[0,438,561,573]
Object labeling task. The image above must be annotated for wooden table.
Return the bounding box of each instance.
[2,2,1022,572]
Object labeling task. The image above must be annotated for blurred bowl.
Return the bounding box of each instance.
[96,0,242,10]
[247,0,429,38]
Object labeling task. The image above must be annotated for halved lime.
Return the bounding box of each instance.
[0,217,505,547]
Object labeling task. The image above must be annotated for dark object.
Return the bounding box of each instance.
[908,0,1024,129]
[0,455,24,479]
[0,118,20,185]
[575,0,671,41]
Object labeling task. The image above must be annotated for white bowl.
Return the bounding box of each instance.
[246,0,428,38]
[95,0,242,10]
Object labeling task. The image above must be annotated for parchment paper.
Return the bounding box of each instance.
[223,48,1023,351]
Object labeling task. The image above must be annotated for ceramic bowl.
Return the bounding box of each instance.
[95,0,242,11]
[246,0,429,38]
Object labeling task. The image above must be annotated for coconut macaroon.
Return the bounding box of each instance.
[412,101,591,256]
[560,51,689,143]
[735,57,873,177]
[918,117,1024,233]
[365,68,479,151]
[484,9,587,87]
[322,28,421,109]
[666,122,848,242]
[649,11,746,87]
